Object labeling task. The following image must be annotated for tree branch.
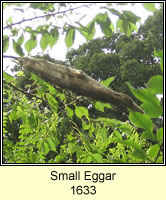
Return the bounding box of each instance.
[4,80,48,105]
[4,56,158,133]
[3,4,94,29]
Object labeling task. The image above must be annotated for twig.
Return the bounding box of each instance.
[4,80,47,104]
[3,55,19,59]
[3,4,94,29]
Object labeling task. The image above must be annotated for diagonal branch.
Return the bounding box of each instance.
[3,56,158,133]
[4,79,47,104]
[3,4,94,29]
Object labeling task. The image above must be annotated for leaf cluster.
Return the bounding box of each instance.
[3,3,163,164]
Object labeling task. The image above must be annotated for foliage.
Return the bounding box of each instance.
[3,2,143,55]
[3,3,163,164]
[66,8,163,122]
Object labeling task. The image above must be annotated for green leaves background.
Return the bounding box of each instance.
[3,3,163,163]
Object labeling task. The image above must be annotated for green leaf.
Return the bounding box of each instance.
[68,142,79,154]
[101,76,115,87]
[123,10,140,24]
[65,106,74,118]
[3,36,9,53]
[103,103,112,109]
[146,75,163,94]
[154,49,163,57]
[122,20,130,36]
[9,109,17,123]
[132,149,147,161]
[77,21,95,41]
[28,112,37,128]
[154,49,163,72]
[17,33,24,45]
[81,156,93,163]
[17,71,25,77]
[25,35,37,54]
[119,123,131,133]
[142,3,157,12]
[86,21,95,41]
[41,141,50,154]
[127,83,162,118]
[94,101,104,112]
[141,131,156,141]
[117,19,131,36]
[90,153,103,163]
[49,28,59,48]
[27,133,42,144]
[129,112,153,133]
[147,144,160,159]
[48,85,59,95]
[95,12,108,21]
[95,13,113,37]
[113,130,122,141]
[16,106,28,124]
[127,84,154,103]
[65,27,75,48]
[75,106,88,119]
[107,8,121,17]
[82,119,90,130]
[77,22,89,39]
[31,73,48,87]
[141,102,162,118]
[46,136,57,151]
[25,26,33,34]
[46,93,58,113]
[101,127,108,140]
[156,156,163,163]
[3,72,15,82]
[123,139,147,160]
[58,93,65,101]
[83,137,94,153]
[6,16,13,24]
[123,139,141,150]
[98,117,121,127]
[89,123,95,137]
[12,39,24,56]
[40,34,50,51]
[156,128,163,145]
